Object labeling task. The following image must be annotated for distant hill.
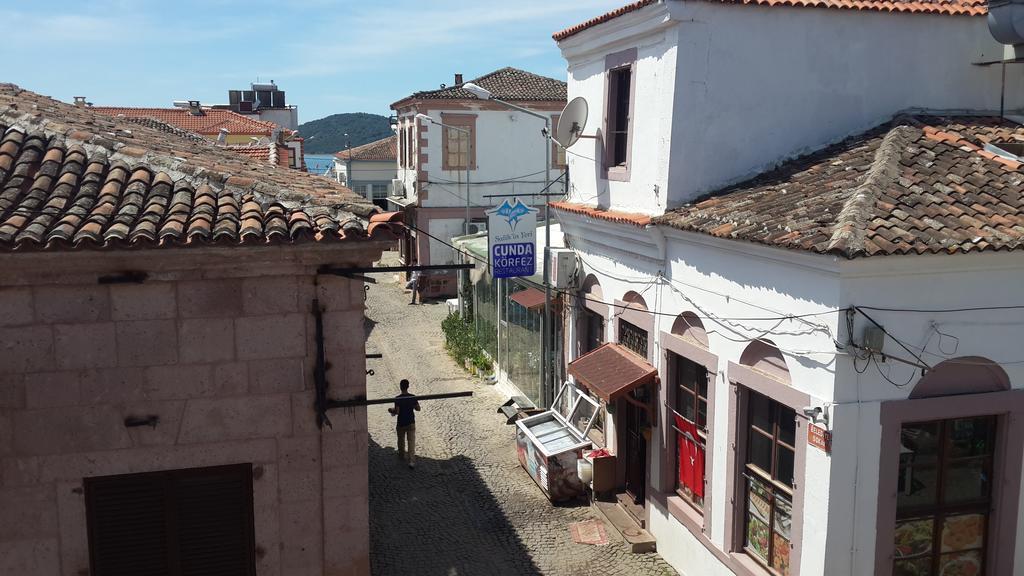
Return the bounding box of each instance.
[299,113,392,154]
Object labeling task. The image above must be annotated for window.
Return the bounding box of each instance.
[399,126,407,168]
[287,148,296,168]
[608,66,631,167]
[85,464,255,576]
[672,354,708,511]
[618,319,647,359]
[744,390,796,575]
[441,113,476,171]
[407,124,414,169]
[551,114,567,168]
[893,416,995,576]
[371,183,390,199]
[583,308,604,354]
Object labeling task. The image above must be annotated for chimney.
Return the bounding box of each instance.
[187,100,204,116]
[73,96,87,107]
[455,73,463,86]
[216,128,228,146]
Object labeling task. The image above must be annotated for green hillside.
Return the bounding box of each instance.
[298,112,392,154]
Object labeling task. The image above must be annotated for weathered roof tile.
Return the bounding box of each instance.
[0,84,399,252]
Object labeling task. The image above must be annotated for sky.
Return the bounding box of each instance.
[1,0,626,123]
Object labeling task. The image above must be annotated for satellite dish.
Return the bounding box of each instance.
[555,96,588,148]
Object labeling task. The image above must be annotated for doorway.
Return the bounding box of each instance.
[621,385,649,523]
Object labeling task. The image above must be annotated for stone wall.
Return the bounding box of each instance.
[0,252,374,576]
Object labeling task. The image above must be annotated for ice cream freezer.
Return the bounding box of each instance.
[515,383,599,502]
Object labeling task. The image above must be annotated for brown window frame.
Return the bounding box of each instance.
[408,123,414,169]
[583,307,604,355]
[742,390,797,576]
[603,47,636,182]
[672,353,709,512]
[892,416,996,576]
[875,388,1024,576]
[440,113,477,171]
[399,125,407,168]
[84,463,256,576]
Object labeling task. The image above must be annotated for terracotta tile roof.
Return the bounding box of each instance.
[227,144,275,162]
[568,343,657,403]
[553,0,985,41]
[117,116,209,144]
[91,106,280,136]
[553,0,658,41]
[654,115,1024,258]
[0,84,393,252]
[394,67,566,107]
[549,201,653,227]
[334,135,397,161]
[509,287,549,311]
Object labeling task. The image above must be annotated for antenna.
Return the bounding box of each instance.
[554,96,589,148]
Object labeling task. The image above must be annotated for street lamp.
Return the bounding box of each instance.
[415,113,472,236]
[463,82,555,408]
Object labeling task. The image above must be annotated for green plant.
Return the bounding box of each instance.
[442,313,492,375]
[472,352,492,373]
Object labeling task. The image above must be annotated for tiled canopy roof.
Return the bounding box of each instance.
[393,67,566,107]
[653,116,1024,258]
[335,135,397,161]
[553,0,985,41]
[0,84,390,252]
[568,343,657,403]
[92,106,280,136]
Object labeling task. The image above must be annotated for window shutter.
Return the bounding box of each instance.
[85,464,254,576]
[85,473,171,576]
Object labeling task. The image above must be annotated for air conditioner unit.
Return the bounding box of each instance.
[549,248,578,289]
[467,223,483,235]
[391,179,405,195]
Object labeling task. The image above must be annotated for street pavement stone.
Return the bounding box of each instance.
[362,258,678,576]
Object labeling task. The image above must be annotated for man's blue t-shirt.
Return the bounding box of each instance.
[395,392,417,427]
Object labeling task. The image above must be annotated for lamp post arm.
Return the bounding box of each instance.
[490,98,549,123]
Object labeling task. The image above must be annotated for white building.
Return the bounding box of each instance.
[552,2,1024,576]
[333,135,398,210]
[390,68,566,297]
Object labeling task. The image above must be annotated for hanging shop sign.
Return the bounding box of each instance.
[808,423,832,453]
[487,198,539,279]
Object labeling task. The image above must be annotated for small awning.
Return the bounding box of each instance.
[509,287,550,311]
[568,343,657,403]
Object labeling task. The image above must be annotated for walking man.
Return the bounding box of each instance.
[406,271,424,305]
[388,379,421,468]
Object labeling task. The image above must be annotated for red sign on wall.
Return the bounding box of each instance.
[808,423,832,453]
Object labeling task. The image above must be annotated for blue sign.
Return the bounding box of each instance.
[487,198,538,279]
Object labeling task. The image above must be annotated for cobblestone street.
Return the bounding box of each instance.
[364,263,677,576]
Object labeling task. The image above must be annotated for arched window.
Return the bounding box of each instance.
[671,311,709,349]
[736,339,796,573]
[910,356,1009,399]
[616,291,649,359]
[883,357,1011,576]
[739,339,790,385]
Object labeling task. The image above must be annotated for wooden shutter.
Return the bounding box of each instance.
[85,472,171,576]
[85,464,255,576]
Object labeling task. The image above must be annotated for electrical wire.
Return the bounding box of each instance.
[404,217,1024,365]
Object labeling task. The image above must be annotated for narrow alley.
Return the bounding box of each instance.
[363,263,677,576]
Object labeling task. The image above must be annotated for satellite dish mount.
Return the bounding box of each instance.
[554,96,594,149]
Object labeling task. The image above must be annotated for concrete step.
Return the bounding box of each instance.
[593,500,657,554]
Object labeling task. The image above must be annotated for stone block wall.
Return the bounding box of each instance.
[0,264,370,576]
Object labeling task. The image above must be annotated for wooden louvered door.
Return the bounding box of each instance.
[85,464,255,576]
